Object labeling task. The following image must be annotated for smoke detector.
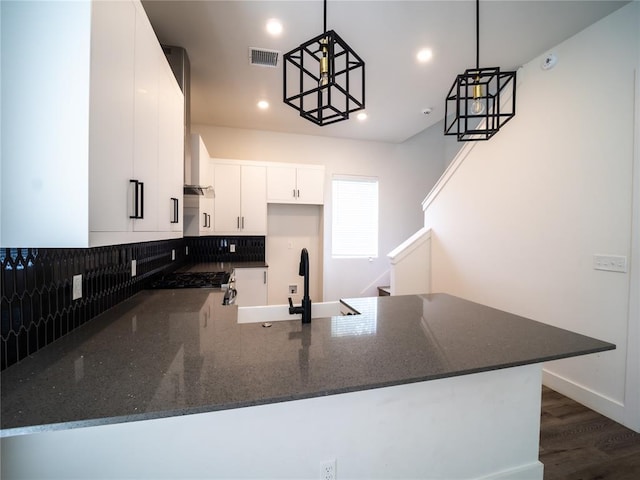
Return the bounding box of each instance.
[249,47,280,68]
[541,53,558,70]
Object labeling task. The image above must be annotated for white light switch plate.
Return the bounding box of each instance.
[172,249,176,261]
[230,244,236,253]
[593,254,627,273]
[72,274,82,300]
[131,259,137,277]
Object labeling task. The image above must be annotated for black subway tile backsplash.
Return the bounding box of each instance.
[0,236,265,371]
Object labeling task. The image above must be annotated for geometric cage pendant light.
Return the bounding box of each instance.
[283,0,365,126]
[444,0,516,141]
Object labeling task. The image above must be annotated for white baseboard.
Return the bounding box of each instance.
[542,368,627,426]
[476,461,543,480]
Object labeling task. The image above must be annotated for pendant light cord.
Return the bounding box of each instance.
[323,0,327,33]
[475,0,480,69]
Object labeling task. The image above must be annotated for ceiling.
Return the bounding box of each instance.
[142,0,627,143]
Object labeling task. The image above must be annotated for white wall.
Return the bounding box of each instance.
[193,125,446,301]
[421,2,639,431]
[267,203,323,305]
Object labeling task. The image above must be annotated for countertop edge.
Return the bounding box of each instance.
[0,341,614,438]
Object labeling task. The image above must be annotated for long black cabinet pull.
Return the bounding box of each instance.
[170,198,179,224]
[203,213,211,228]
[129,179,144,219]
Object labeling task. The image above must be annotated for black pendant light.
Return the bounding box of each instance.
[444,0,516,141]
[283,0,365,126]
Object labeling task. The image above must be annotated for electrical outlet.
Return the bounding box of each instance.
[72,274,82,300]
[320,460,336,480]
[230,244,236,253]
[186,246,189,256]
[593,254,627,273]
[289,284,298,294]
[131,259,137,277]
[171,249,176,261]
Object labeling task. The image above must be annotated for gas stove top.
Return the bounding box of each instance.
[148,271,230,289]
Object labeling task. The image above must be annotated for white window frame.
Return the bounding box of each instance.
[331,175,379,259]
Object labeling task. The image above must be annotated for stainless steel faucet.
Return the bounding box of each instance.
[288,248,312,324]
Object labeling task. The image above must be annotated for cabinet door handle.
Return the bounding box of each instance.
[129,179,144,219]
[170,198,179,223]
[237,216,240,229]
[207,214,211,228]
[297,189,300,198]
[241,216,245,229]
[203,212,208,228]
[263,271,267,284]
[139,181,144,219]
[292,189,296,198]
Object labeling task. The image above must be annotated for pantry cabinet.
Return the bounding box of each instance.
[213,161,267,235]
[0,0,184,248]
[266,164,325,205]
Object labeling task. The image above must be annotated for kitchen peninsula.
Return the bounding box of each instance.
[0,289,613,479]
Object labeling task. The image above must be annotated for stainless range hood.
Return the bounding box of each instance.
[183,184,212,196]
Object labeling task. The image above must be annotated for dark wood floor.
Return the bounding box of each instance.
[540,386,640,480]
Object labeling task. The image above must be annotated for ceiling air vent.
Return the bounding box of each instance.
[249,47,280,68]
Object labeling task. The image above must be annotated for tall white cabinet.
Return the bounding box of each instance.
[213,161,267,235]
[0,0,184,248]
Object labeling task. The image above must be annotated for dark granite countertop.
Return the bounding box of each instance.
[0,292,614,436]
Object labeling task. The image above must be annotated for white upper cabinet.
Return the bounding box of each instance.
[131,5,160,233]
[0,0,184,248]
[267,164,325,204]
[213,161,267,235]
[89,0,136,235]
[157,53,185,233]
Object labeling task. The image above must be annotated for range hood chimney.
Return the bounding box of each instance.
[162,45,192,185]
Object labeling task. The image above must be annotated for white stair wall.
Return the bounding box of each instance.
[387,227,431,295]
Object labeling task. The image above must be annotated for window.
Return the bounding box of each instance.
[332,176,378,258]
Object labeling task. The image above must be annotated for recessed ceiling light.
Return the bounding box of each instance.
[416,48,433,63]
[266,19,283,36]
[357,112,367,121]
[257,100,269,110]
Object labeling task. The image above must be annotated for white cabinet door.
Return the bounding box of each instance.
[183,196,213,236]
[158,59,184,233]
[234,268,268,307]
[213,162,266,235]
[240,165,267,234]
[213,163,242,232]
[199,197,214,234]
[295,166,324,204]
[266,164,324,205]
[132,7,160,232]
[266,165,297,203]
[89,0,136,234]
